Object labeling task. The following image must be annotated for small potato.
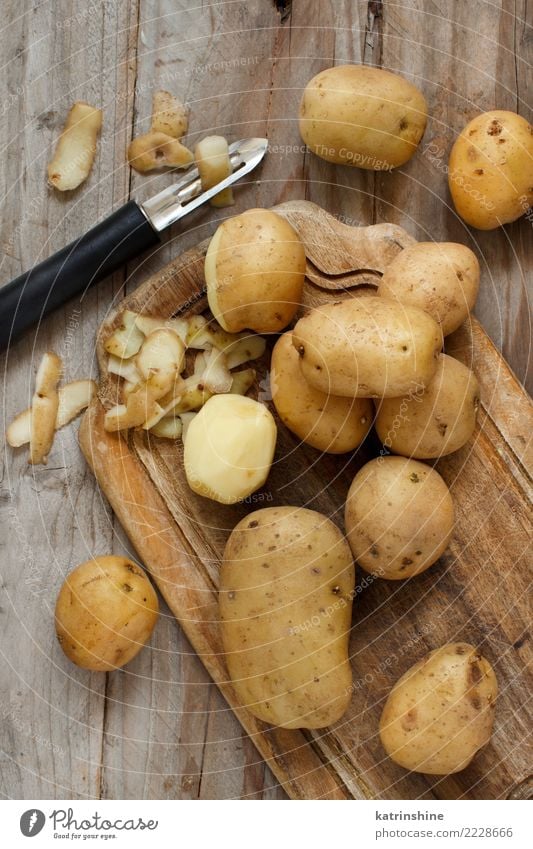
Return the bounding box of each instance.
[299,65,428,170]
[448,110,533,229]
[47,102,102,191]
[344,457,454,580]
[55,556,159,671]
[379,643,498,774]
[183,394,277,504]
[220,506,355,729]
[205,209,306,333]
[292,297,442,398]
[271,332,373,453]
[375,353,479,459]
[378,242,480,336]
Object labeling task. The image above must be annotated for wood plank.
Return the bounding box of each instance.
[0,0,135,799]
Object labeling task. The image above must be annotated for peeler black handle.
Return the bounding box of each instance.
[0,201,160,352]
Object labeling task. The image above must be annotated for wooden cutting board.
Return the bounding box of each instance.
[79,201,533,801]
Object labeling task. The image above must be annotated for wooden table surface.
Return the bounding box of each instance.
[0,1,531,800]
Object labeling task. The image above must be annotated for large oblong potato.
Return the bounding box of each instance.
[219,506,355,729]
[378,242,480,336]
[55,556,159,671]
[205,209,306,333]
[292,297,442,398]
[448,110,533,229]
[375,353,479,458]
[379,643,498,774]
[271,332,373,453]
[344,456,454,580]
[299,65,428,170]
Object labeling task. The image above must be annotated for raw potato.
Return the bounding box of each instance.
[183,394,277,504]
[151,90,188,138]
[205,209,306,333]
[292,297,442,398]
[299,65,428,169]
[344,457,454,580]
[375,353,479,459]
[194,135,234,208]
[55,555,159,671]
[127,131,193,173]
[378,242,480,336]
[6,379,97,448]
[271,332,373,453]
[448,110,533,230]
[47,102,102,191]
[29,352,63,465]
[220,506,355,728]
[379,643,498,774]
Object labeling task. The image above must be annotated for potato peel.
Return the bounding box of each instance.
[47,102,102,191]
[29,352,63,464]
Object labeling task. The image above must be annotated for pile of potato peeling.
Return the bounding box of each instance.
[9,63,532,779]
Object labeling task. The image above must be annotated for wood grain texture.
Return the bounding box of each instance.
[1,0,531,800]
[80,201,533,800]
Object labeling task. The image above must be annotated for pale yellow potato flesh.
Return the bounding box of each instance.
[344,456,454,580]
[29,352,63,465]
[271,332,373,453]
[47,102,102,191]
[135,328,185,381]
[299,65,428,169]
[194,135,234,208]
[205,209,306,333]
[219,506,355,729]
[378,242,480,336]
[448,110,533,230]
[292,296,442,398]
[379,642,498,774]
[375,353,480,459]
[55,555,159,671]
[183,394,277,504]
[127,131,193,172]
[6,379,97,447]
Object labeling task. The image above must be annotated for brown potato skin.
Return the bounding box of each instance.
[205,209,306,333]
[375,353,479,459]
[219,506,355,729]
[378,242,480,336]
[292,297,442,398]
[448,110,533,229]
[55,556,159,671]
[379,643,498,774]
[344,456,454,580]
[271,332,373,453]
[299,65,428,169]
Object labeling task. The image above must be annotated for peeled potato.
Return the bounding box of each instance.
[183,394,277,504]
[55,555,159,671]
[205,209,306,333]
[271,332,373,453]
